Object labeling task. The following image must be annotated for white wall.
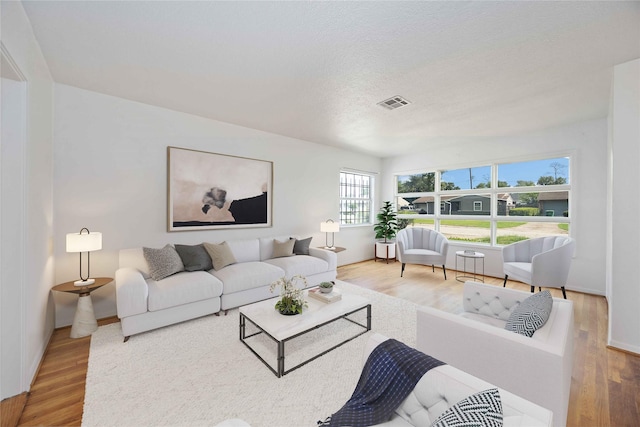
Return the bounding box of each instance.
[0,1,55,399]
[608,59,640,354]
[52,84,381,326]
[381,119,608,295]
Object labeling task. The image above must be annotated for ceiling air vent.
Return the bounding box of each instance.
[377,96,411,110]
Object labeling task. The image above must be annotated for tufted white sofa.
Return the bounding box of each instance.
[361,333,553,426]
[115,236,336,339]
[416,281,573,427]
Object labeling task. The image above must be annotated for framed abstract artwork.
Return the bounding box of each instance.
[168,146,273,231]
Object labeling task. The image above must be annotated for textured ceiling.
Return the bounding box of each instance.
[21,1,640,158]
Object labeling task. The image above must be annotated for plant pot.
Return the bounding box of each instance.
[375,242,397,263]
[278,309,300,316]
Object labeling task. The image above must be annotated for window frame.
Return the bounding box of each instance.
[394,155,571,246]
[339,170,374,227]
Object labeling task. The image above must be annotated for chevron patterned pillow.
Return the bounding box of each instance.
[430,388,503,427]
[505,290,553,337]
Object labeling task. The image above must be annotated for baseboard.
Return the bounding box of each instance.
[607,341,640,356]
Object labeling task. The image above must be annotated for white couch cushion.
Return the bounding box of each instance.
[212,261,284,294]
[263,255,329,278]
[225,239,260,263]
[147,271,223,312]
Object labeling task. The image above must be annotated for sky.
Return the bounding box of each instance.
[440,157,570,189]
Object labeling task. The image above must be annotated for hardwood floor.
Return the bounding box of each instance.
[13,260,640,427]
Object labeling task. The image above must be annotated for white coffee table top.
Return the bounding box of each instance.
[239,290,370,341]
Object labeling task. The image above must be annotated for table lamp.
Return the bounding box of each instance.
[320,219,340,250]
[66,228,102,286]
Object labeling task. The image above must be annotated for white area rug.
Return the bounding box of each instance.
[83,281,417,427]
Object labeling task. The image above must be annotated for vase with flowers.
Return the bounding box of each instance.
[269,275,308,315]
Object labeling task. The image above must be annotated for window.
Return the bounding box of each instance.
[395,156,571,245]
[340,171,373,225]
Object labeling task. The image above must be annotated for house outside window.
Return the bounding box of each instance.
[340,171,373,225]
[395,156,570,245]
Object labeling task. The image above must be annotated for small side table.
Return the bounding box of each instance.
[317,246,346,253]
[52,277,112,338]
[455,251,485,283]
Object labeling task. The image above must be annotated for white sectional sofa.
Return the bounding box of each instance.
[115,236,336,340]
[362,333,554,426]
[416,281,574,427]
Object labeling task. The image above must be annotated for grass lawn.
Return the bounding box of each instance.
[412,219,526,229]
[449,235,529,244]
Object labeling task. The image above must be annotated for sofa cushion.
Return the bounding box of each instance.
[226,239,260,263]
[264,255,329,278]
[505,291,553,337]
[272,238,295,258]
[204,242,238,271]
[430,388,503,427]
[143,245,184,281]
[147,271,223,312]
[292,237,312,255]
[175,244,213,272]
[211,262,284,294]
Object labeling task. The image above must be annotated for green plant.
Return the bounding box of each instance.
[508,207,540,216]
[270,275,308,315]
[319,281,334,289]
[374,201,398,243]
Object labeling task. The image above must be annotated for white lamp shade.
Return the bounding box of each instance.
[320,221,340,233]
[66,232,102,253]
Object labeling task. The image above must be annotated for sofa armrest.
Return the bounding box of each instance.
[308,247,337,271]
[115,267,149,318]
[416,305,572,426]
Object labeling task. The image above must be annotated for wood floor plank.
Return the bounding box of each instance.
[14,261,639,427]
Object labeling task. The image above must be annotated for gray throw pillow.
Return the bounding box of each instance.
[272,238,295,258]
[292,237,312,255]
[203,242,237,271]
[142,245,185,281]
[505,290,553,337]
[430,388,503,427]
[175,244,213,272]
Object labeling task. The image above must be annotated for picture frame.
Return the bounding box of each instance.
[167,146,273,231]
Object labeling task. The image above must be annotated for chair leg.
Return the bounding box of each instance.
[561,286,567,299]
[400,263,406,277]
[530,285,535,293]
[442,265,447,280]
[503,275,508,287]
[432,264,435,273]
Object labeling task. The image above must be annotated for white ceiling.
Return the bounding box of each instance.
[21,1,640,158]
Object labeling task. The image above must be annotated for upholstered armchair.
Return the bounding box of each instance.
[502,236,575,298]
[396,227,449,279]
[416,281,574,427]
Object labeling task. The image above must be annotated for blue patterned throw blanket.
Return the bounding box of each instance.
[318,339,445,427]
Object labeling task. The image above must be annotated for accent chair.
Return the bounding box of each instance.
[502,236,575,299]
[396,227,449,279]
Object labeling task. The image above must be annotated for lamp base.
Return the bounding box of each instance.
[324,246,336,250]
[74,278,95,287]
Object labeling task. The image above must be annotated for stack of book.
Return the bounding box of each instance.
[308,287,342,304]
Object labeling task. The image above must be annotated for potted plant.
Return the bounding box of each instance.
[269,275,308,315]
[318,281,334,293]
[374,201,398,262]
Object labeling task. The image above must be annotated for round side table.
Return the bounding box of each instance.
[455,251,485,283]
[52,277,112,338]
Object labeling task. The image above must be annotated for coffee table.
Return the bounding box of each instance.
[239,290,371,377]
